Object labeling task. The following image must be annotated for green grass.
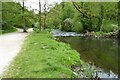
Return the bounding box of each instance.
[2,31,84,78]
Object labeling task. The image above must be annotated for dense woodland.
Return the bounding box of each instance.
[1,2,119,35]
[1,2,38,33]
[46,2,119,34]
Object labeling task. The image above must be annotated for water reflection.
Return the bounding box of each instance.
[58,36,118,78]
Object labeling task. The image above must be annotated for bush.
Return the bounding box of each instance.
[53,19,60,29]
[102,24,114,33]
[72,21,83,32]
[102,20,118,33]
[90,17,100,31]
[2,21,16,33]
[2,21,14,30]
[61,18,73,31]
[2,21,8,30]
[62,3,75,21]
[81,16,99,32]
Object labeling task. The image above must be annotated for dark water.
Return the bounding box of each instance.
[57,36,118,78]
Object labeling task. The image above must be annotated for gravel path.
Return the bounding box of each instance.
[0,28,33,76]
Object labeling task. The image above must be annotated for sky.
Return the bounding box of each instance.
[19,0,62,13]
[15,0,118,13]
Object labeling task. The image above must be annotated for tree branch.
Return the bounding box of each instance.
[72,2,90,18]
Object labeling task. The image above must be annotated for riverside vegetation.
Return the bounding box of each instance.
[46,2,119,37]
[1,1,119,78]
[1,2,119,35]
[1,2,37,34]
[2,31,95,78]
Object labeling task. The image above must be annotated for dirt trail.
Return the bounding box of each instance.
[0,28,33,76]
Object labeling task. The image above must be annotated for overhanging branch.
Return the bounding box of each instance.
[72,2,90,18]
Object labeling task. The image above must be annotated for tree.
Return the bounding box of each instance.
[72,2,89,19]
[43,0,47,30]
[45,3,62,29]
[39,0,41,31]
[99,2,104,32]
[22,0,27,32]
[45,2,118,33]
[0,1,2,32]
[2,1,37,33]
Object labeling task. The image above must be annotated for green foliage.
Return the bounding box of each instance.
[47,2,118,33]
[62,3,75,21]
[2,2,37,33]
[71,13,83,32]
[104,2,118,20]
[83,17,99,32]
[53,19,60,29]
[46,3,62,29]
[72,21,83,32]
[90,17,100,31]
[1,20,16,33]
[62,18,73,31]
[102,20,118,33]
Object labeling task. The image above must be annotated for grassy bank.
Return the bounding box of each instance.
[2,31,94,78]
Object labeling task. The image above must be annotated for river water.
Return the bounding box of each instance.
[52,29,118,78]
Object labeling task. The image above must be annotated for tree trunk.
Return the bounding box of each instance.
[39,0,41,31]
[22,0,27,32]
[43,1,47,30]
[99,2,104,32]
[118,1,120,78]
[0,1,2,33]
[44,13,46,30]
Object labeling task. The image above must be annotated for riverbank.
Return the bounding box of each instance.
[57,36,118,78]
[85,31,118,38]
[52,29,118,38]
[1,30,95,78]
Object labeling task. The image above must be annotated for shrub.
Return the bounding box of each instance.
[102,24,114,33]
[53,19,60,29]
[90,17,100,31]
[102,20,118,33]
[72,21,83,32]
[2,21,16,33]
[61,18,73,31]
[81,16,99,32]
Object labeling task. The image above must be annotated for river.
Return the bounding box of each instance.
[52,29,118,78]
